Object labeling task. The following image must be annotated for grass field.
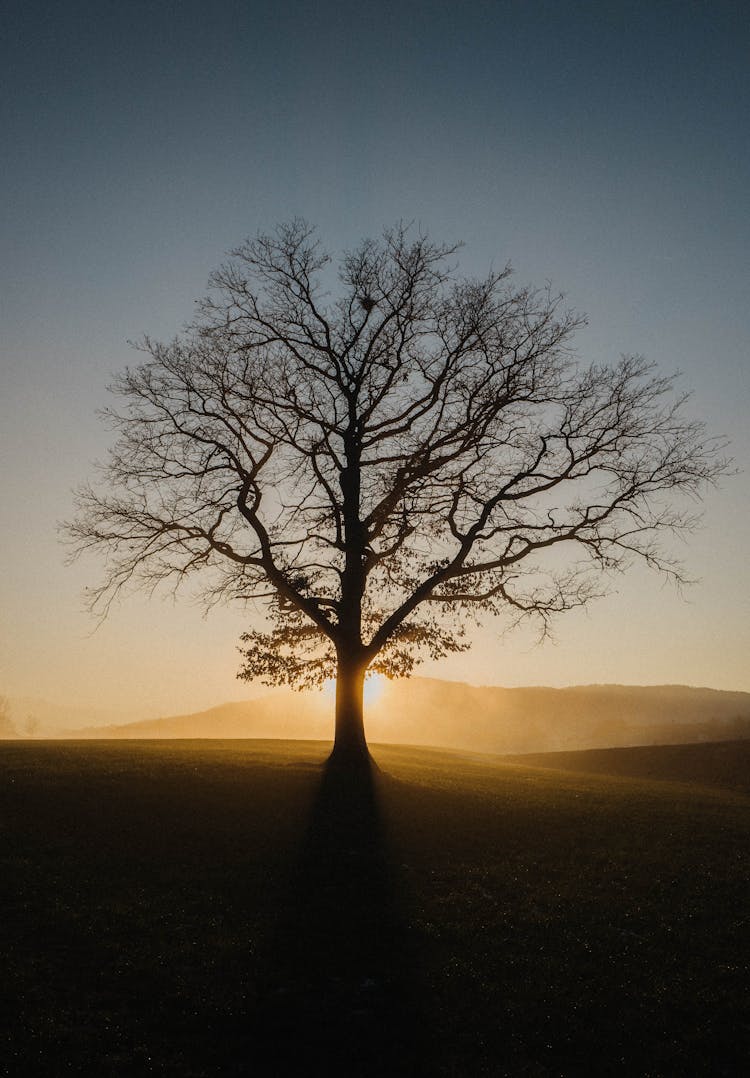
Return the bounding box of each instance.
[2,739,749,1075]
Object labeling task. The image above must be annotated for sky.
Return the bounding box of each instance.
[1,0,748,719]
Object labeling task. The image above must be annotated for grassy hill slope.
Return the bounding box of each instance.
[504,737,750,795]
[2,738,748,1074]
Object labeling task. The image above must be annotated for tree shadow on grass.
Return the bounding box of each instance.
[251,753,428,1075]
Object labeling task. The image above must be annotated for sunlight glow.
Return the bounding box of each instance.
[364,673,386,705]
[323,672,386,705]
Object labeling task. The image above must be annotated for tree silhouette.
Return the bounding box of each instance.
[68,221,727,761]
[0,696,17,739]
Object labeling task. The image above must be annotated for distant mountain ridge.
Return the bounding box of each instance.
[54,679,750,755]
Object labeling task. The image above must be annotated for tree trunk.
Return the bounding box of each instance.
[331,653,369,764]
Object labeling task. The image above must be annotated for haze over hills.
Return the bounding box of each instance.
[48,679,750,755]
[4,698,156,735]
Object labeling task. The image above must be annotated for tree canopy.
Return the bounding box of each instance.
[68,221,727,757]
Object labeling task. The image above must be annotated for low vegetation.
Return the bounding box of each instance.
[3,739,748,1074]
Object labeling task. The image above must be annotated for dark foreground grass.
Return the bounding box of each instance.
[2,739,749,1076]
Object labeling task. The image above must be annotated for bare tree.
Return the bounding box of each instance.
[0,696,17,739]
[67,221,728,762]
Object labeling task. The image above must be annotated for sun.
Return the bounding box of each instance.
[363,672,386,705]
[322,672,386,704]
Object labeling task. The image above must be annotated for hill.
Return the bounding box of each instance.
[2,737,748,1075]
[59,678,750,754]
[505,737,750,795]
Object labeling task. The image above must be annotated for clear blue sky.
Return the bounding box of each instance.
[2,0,748,716]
